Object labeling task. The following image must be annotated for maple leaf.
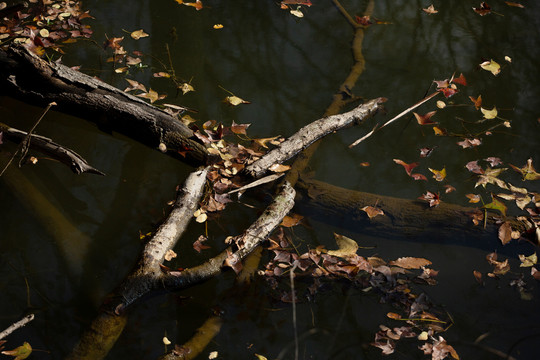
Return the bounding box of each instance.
[413,111,437,125]
[509,158,540,180]
[452,73,467,86]
[429,167,446,181]
[418,191,440,207]
[230,120,250,135]
[481,106,498,119]
[393,159,419,176]
[475,167,508,189]
[1,342,32,360]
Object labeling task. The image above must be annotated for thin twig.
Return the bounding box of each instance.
[0,102,56,176]
[349,91,440,147]
[290,262,299,360]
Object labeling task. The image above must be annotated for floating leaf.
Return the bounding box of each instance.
[393,159,419,176]
[473,2,492,16]
[180,83,194,95]
[193,235,210,253]
[411,173,428,181]
[290,7,304,17]
[436,100,446,108]
[1,342,32,360]
[164,249,177,261]
[504,55,513,62]
[224,95,250,106]
[162,337,171,345]
[193,209,207,223]
[269,164,290,173]
[469,95,482,109]
[509,158,540,180]
[327,233,359,257]
[505,2,524,8]
[498,221,512,245]
[473,270,483,284]
[519,253,537,267]
[466,160,484,174]
[130,29,149,40]
[280,213,303,227]
[184,0,203,10]
[466,194,481,203]
[230,120,250,135]
[444,185,456,193]
[213,24,224,29]
[485,157,503,167]
[433,126,446,136]
[413,111,437,125]
[481,106,498,119]
[419,146,436,158]
[253,136,281,149]
[429,167,446,181]
[137,89,166,103]
[389,257,432,269]
[475,167,508,189]
[452,73,467,86]
[483,195,507,216]
[153,72,171,78]
[480,59,500,75]
[457,138,482,148]
[422,5,438,14]
[254,355,268,360]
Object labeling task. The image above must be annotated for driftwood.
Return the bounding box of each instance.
[0,46,208,166]
[0,122,105,175]
[0,314,35,340]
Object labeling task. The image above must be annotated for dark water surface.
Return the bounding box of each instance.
[1,1,540,359]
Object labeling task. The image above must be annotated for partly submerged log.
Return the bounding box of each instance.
[0,45,208,166]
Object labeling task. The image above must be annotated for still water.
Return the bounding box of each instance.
[1,0,540,359]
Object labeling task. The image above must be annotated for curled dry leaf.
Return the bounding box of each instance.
[361,206,385,219]
[224,95,250,106]
[479,59,500,75]
[393,159,418,176]
[519,253,537,267]
[280,213,303,227]
[269,163,290,173]
[473,270,483,284]
[429,167,446,181]
[418,191,440,207]
[422,5,438,14]
[469,95,482,109]
[180,83,194,95]
[466,193,481,203]
[413,111,437,125]
[388,257,432,269]
[164,249,177,261]
[481,106,498,119]
[498,221,512,245]
[130,29,149,40]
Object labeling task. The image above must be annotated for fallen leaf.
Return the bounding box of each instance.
[230,120,250,135]
[444,185,456,193]
[137,89,166,103]
[457,138,482,148]
[253,136,281,149]
[124,79,147,92]
[180,83,194,95]
[411,173,428,181]
[413,111,437,125]
[193,235,210,253]
[393,159,419,176]
[473,270,483,284]
[429,167,446,181]
[224,95,250,106]
[475,167,508,189]
[419,146,436,158]
[452,73,467,86]
[473,2,492,16]
[1,342,32,359]
[386,312,401,320]
[269,164,290,173]
[361,206,385,219]
[130,29,149,40]
[290,7,304,17]
[280,213,303,227]
[532,267,540,280]
[498,221,512,245]
[213,24,224,29]
[164,249,177,261]
[480,59,500,75]
[389,257,432,269]
[484,157,503,167]
[505,2,524,8]
[466,194,481,203]
[153,72,171,78]
[509,158,540,180]
[327,233,359,257]
[483,195,507,216]
[162,337,171,345]
[465,160,484,174]
[469,95,482,109]
[422,5,438,14]
[481,106,498,119]
[418,191,440,207]
[436,100,446,108]
[433,126,446,136]
[519,253,537,267]
[504,55,513,62]
[184,0,203,10]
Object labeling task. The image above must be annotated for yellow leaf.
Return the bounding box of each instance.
[436,100,446,108]
[114,67,128,74]
[290,7,304,17]
[479,59,501,75]
[254,355,268,360]
[162,336,171,345]
[481,106,498,119]
[180,82,194,95]
[213,24,224,29]
[327,233,359,257]
[433,126,446,136]
[269,163,290,173]
[519,252,537,267]
[224,95,250,106]
[429,167,446,181]
[130,29,149,40]
[39,28,49,37]
[1,342,32,359]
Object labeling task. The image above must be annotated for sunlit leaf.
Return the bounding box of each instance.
[418,191,440,207]
[509,158,540,180]
[433,126,446,136]
[429,167,446,181]
[505,2,524,8]
[253,135,281,149]
[269,164,290,173]
[498,221,512,245]
[457,138,482,148]
[130,29,149,40]
[164,249,177,261]
[184,0,203,10]
[327,233,359,257]
[444,184,456,193]
[180,83,194,95]
[224,95,250,106]
[114,67,128,73]
[153,72,171,78]
[162,337,171,345]
[452,73,467,86]
[519,253,537,267]
[230,120,250,135]
[136,89,166,103]
[290,7,304,17]
[422,5,438,14]
[475,167,508,189]
[481,106,498,119]
[410,173,427,181]
[436,100,446,108]
[280,213,303,227]
[254,355,268,360]
[213,24,224,29]
[193,209,207,223]
[504,55,513,62]
[388,257,432,269]
[386,312,401,320]
[479,59,500,75]
[39,28,50,38]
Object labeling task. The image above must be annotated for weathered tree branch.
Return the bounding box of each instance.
[0,122,105,175]
[0,314,34,340]
[244,99,383,179]
[0,45,208,166]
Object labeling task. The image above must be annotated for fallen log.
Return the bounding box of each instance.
[0,45,208,166]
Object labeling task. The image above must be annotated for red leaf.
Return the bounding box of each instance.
[473,2,491,16]
[410,173,427,181]
[452,73,467,86]
[418,191,440,207]
[393,159,419,176]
